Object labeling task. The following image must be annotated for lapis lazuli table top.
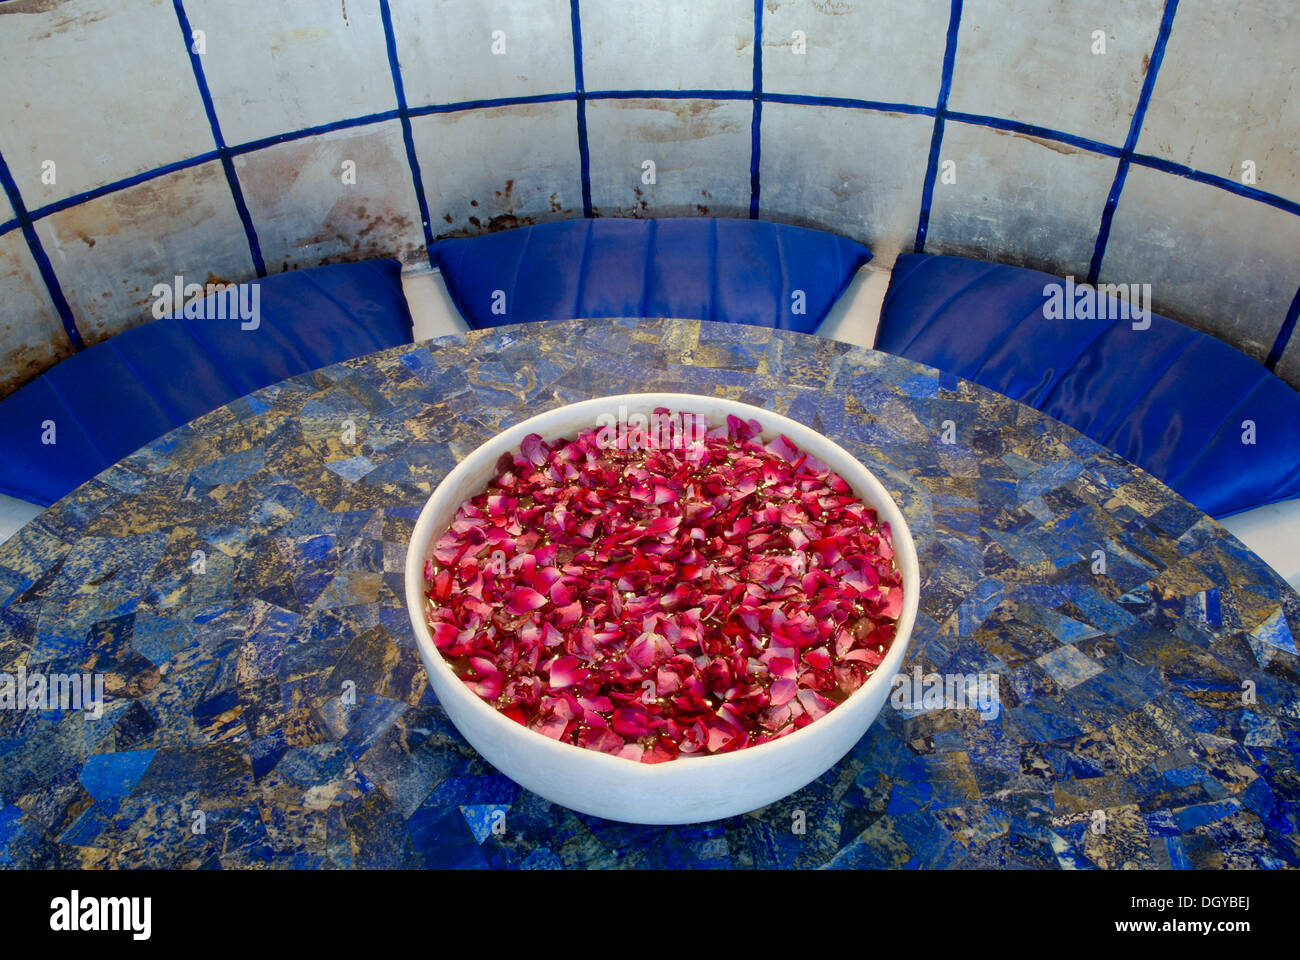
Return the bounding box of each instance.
[1,318,1296,869]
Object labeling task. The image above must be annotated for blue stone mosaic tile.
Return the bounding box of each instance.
[0,318,1296,869]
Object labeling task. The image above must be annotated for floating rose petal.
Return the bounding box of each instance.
[505,587,548,615]
[769,677,798,706]
[548,655,588,689]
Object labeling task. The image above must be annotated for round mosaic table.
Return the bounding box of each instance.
[0,317,1296,870]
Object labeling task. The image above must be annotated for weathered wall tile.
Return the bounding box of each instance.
[1101,165,1300,364]
[1275,318,1300,387]
[763,0,950,106]
[587,98,752,219]
[0,231,73,396]
[759,102,932,265]
[184,0,398,147]
[0,0,213,208]
[234,121,426,272]
[33,161,254,344]
[581,0,754,92]
[925,121,1118,279]
[1139,0,1300,204]
[389,0,574,106]
[410,102,583,238]
[948,0,1165,143]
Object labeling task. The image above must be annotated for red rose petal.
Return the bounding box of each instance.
[425,408,903,762]
[505,587,548,614]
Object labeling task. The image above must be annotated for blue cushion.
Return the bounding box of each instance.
[0,259,413,507]
[877,253,1300,518]
[430,218,872,333]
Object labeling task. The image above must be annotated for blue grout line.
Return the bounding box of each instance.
[945,111,1124,158]
[4,87,1300,247]
[0,148,85,350]
[230,111,401,154]
[1087,161,1132,283]
[1266,284,1300,372]
[570,0,593,218]
[409,92,577,117]
[29,152,222,222]
[1128,151,1300,217]
[1087,0,1180,284]
[764,91,935,116]
[173,0,266,277]
[749,0,763,219]
[586,88,753,101]
[379,0,436,264]
[914,0,963,253]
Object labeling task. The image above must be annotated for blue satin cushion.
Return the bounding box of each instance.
[0,259,414,507]
[876,253,1300,518]
[429,217,872,333]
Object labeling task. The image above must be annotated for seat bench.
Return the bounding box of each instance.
[0,259,414,508]
[429,217,872,334]
[874,253,1300,520]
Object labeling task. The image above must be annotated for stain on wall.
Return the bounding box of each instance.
[0,231,73,397]
[234,122,426,271]
[587,99,752,219]
[410,102,584,240]
[34,162,255,346]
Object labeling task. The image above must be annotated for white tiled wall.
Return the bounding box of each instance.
[1101,165,1300,364]
[1139,0,1300,200]
[762,0,950,106]
[233,121,427,271]
[0,0,215,208]
[0,0,1298,403]
[0,231,74,395]
[948,0,1166,142]
[390,0,576,104]
[580,0,754,91]
[32,161,256,345]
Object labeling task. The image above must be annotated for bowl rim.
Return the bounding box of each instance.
[404,392,920,780]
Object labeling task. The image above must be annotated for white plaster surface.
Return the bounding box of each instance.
[580,0,754,92]
[402,268,469,341]
[389,0,576,105]
[1219,500,1300,592]
[0,0,215,207]
[758,102,934,266]
[924,120,1119,279]
[762,0,950,106]
[1100,165,1300,365]
[947,0,1166,143]
[1139,0,1300,205]
[586,99,753,220]
[813,262,890,350]
[184,0,398,147]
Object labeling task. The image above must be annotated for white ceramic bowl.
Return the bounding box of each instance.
[405,393,919,824]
